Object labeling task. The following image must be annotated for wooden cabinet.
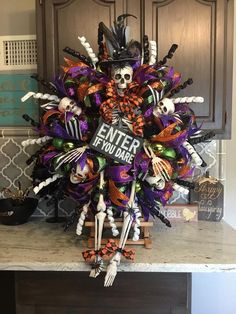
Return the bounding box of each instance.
[36,0,234,138]
[15,272,190,314]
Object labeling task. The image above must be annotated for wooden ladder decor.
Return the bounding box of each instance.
[84,219,153,249]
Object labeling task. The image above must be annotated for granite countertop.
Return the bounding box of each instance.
[0,219,236,272]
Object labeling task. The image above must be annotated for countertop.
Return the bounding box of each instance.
[0,219,236,272]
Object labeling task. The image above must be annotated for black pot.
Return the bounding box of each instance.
[0,198,38,225]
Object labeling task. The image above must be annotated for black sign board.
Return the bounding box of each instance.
[89,122,143,165]
[190,177,224,221]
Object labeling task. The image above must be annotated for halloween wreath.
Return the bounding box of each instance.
[21,14,214,286]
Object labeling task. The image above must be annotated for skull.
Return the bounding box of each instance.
[58,97,82,116]
[153,98,175,117]
[112,64,133,96]
[145,173,166,190]
[70,163,90,184]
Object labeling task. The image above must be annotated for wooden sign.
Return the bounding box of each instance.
[190,177,224,221]
[0,74,38,126]
[161,204,198,222]
[89,121,143,165]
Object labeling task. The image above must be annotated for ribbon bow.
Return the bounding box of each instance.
[82,239,135,262]
[103,239,135,261]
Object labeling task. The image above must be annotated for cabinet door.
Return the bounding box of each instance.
[36,0,141,80]
[143,0,233,138]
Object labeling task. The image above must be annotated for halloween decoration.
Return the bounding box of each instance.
[0,182,38,225]
[21,14,214,286]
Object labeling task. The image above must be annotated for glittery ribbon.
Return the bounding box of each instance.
[82,239,135,262]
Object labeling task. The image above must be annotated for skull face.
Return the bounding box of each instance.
[70,163,90,184]
[58,97,81,116]
[145,173,166,190]
[153,98,175,117]
[112,65,133,95]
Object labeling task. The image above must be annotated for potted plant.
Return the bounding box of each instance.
[0,182,38,225]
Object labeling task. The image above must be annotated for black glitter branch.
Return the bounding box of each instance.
[31,74,58,94]
[156,44,178,67]
[143,35,150,64]
[97,24,104,62]
[174,179,195,189]
[22,114,40,127]
[63,46,93,67]
[168,78,193,98]
[189,131,215,145]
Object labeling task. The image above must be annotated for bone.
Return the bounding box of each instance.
[78,36,98,66]
[172,96,204,104]
[21,136,52,147]
[76,202,90,236]
[33,174,63,194]
[21,91,59,102]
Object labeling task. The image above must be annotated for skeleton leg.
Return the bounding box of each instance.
[104,181,136,287]
[89,170,106,278]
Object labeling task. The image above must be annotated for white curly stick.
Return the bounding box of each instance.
[172,183,189,195]
[182,141,203,166]
[132,204,141,241]
[76,202,90,236]
[172,96,204,104]
[107,207,119,237]
[21,91,60,103]
[78,36,98,67]
[149,40,157,65]
[33,174,63,194]
[21,136,53,147]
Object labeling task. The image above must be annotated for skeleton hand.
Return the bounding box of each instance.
[143,143,171,181]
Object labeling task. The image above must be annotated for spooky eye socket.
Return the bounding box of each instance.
[124,74,130,80]
[115,74,121,80]
[159,101,164,106]
[163,106,167,113]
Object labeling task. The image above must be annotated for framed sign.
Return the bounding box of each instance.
[89,122,143,165]
[0,74,38,134]
[190,177,224,221]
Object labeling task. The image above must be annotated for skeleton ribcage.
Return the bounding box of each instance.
[111,108,133,133]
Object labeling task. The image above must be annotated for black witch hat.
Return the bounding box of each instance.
[97,14,142,68]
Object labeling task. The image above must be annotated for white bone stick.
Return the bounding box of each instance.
[149,40,157,65]
[21,136,52,147]
[78,36,98,66]
[33,174,63,194]
[182,141,203,166]
[76,202,90,236]
[90,171,106,278]
[21,92,59,103]
[172,96,204,104]
[172,183,189,195]
[89,211,106,278]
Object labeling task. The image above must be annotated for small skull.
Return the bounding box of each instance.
[153,98,175,117]
[70,163,89,184]
[112,65,133,96]
[145,173,166,190]
[58,97,81,116]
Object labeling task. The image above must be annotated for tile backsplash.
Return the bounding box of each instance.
[0,135,224,217]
